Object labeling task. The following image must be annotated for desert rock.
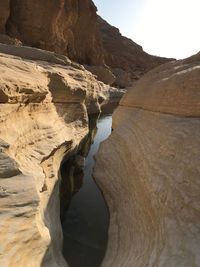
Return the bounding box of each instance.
[0,44,111,267]
[94,52,200,267]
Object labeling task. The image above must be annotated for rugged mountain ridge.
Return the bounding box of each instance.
[0,0,171,86]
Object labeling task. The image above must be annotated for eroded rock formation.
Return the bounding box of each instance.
[0,44,112,267]
[94,53,200,267]
[0,0,171,87]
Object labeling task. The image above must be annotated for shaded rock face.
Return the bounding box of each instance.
[0,44,111,267]
[0,0,171,87]
[0,0,10,33]
[94,53,200,267]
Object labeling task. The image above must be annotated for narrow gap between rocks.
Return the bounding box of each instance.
[60,113,112,267]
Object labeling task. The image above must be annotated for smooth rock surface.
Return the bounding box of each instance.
[94,53,200,267]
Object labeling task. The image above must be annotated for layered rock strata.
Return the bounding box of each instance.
[94,53,200,267]
[0,45,111,267]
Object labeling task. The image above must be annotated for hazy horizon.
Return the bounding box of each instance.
[93,0,200,59]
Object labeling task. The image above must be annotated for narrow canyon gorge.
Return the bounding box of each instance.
[0,1,199,267]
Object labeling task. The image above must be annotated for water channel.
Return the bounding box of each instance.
[60,114,112,267]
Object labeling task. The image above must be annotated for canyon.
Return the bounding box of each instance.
[0,1,199,267]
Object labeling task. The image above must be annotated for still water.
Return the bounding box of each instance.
[61,115,112,267]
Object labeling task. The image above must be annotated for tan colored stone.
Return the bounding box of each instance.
[0,45,109,267]
[121,54,200,117]
[94,53,200,267]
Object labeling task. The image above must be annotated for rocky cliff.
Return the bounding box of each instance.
[94,53,200,267]
[3,0,103,65]
[0,0,171,87]
[0,44,112,267]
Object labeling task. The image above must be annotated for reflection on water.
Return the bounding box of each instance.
[60,114,112,267]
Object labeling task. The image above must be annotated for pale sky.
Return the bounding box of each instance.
[93,0,200,59]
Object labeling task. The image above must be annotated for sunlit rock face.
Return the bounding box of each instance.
[0,44,111,267]
[94,53,200,267]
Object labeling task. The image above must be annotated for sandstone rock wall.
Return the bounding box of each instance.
[0,45,110,267]
[94,53,200,267]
